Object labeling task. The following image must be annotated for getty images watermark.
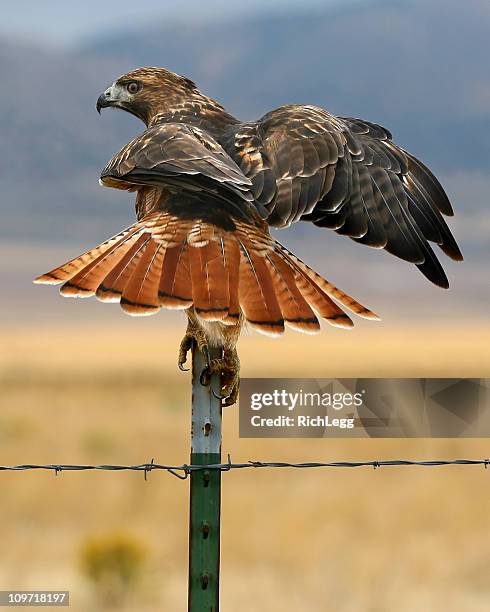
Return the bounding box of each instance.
[239,378,490,438]
[249,388,362,430]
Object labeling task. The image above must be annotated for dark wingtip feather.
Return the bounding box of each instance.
[440,242,464,262]
[416,261,450,289]
[405,151,454,216]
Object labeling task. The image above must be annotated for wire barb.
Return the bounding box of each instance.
[144,458,154,481]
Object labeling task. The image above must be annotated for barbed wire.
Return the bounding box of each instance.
[0,456,488,480]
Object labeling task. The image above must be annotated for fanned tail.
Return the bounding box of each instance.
[34,211,378,332]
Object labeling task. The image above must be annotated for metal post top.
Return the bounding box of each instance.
[191,345,223,455]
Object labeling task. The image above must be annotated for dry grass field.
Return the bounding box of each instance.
[1,322,489,611]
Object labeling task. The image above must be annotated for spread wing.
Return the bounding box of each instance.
[221,105,463,287]
[100,122,259,222]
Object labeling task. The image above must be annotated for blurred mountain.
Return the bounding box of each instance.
[82,0,490,166]
[1,0,489,247]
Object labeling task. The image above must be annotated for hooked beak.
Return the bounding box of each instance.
[95,81,147,123]
[96,86,117,114]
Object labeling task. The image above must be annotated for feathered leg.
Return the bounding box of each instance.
[178,313,210,371]
[179,308,242,406]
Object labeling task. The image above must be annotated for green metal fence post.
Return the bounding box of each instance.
[188,342,222,611]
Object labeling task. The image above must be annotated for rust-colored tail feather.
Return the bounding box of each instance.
[222,239,241,325]
[35,212,378,333]
[120,241,163,315]
[277,244,380,321]
[34,226,140,287]
[60,232,147,299]
[188,241,229,321]
[93,233,152,302]
[158,244,193,309]
[238,240,284,336]
[265,252,320,334]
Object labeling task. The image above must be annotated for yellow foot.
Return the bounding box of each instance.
[201,349,240,407]
[178,327,210,372]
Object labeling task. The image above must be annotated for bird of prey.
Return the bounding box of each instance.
[35,67,462,405]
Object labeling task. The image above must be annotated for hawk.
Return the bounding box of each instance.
[35,67,462,405]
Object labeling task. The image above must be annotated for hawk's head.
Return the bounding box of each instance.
[96,67,198,125]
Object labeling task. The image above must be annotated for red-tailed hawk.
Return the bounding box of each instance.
[35,67,462,405]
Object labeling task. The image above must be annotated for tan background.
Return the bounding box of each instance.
[1,324,489,611]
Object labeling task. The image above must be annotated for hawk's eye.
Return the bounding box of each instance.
[127,81,140,94]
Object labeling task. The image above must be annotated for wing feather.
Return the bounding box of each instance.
[223,106,462,287]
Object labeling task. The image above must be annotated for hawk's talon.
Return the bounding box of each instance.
[200,366,211,386]
[178,325,210,374]
[202,345,211,368]
[178,322,240,406]
[204,351,240,406]
[212,388,227,401]
[222,383,239,407]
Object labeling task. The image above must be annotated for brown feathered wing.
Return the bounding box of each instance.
[221,105,462,288]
